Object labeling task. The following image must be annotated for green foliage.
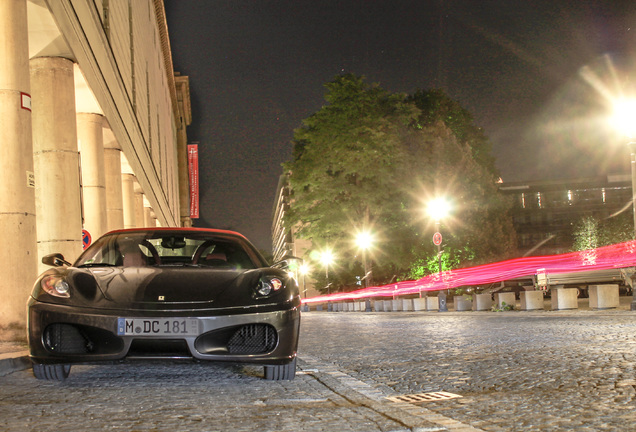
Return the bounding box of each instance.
[283,74,517,290]
[408,89,498,177]
[572,212,633,251]
[492,301,515,312]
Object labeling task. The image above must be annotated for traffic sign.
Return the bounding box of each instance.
[82,229,92,250]
[432,232,442,246]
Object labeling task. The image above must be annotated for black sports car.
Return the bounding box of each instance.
[27,228,301,381]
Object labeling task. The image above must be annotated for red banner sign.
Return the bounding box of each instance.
[187,144,199,219]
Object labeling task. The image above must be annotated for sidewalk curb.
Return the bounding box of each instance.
[0,351,31,377]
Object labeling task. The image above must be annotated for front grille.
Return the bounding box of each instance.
[128,339,191,358]
[227,324,277,354]
[43,324,91,354]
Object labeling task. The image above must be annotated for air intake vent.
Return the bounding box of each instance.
[43,324,91,354]
[227,324,277,354]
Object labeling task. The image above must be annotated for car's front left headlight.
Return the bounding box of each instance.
[255,276,283,298]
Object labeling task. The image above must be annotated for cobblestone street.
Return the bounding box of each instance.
[1,308,636,431]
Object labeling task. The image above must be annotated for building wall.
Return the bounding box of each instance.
[46,0,180,226]
[499,175,632,256]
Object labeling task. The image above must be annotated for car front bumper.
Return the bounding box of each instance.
[28,299,301,366]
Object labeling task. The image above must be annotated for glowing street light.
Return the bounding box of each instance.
[320,249,334,279]
[612,98,636,241]
[427,196,452,310]
[426,197,452,274]
[298,263,310,298]
[612,98,636,311]
[355,231,374,288]
[612,98,636,138]
[426,197,452,222]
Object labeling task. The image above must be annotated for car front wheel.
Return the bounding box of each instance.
[32,363,71,381]
[263,357,296,380]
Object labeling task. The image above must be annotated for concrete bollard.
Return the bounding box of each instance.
[589,284,619,310]
[348,302,355,312]
[383,300,393,312]
[413,297,426,311]
[374,300,384,312]
[392,299,403,312]
[520,290,544,310]
[551,288,579,310]
[425,296,439,311]
[455,296,473,311]
[496,292,516,310]
[473,293,493,311]
[402,299,414,311]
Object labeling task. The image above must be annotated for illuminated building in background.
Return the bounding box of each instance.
[271,174,320,298]
[499,175,632,256]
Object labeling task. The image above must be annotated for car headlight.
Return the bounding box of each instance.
[255,276,283,297]
[41,275,71,298]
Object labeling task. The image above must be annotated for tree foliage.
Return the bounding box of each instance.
[283,74,517,291]
[572,212,633,251]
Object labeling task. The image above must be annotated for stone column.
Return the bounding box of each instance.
[30,56,82,274]
[103,125,123,231]
[133,181,145,228]
[144,206,154,227]
[77,113,107,240]
[121,173,136,229]
[143,196,154,227]
[0,0,38,332]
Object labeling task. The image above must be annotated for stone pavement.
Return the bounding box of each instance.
[2,296,635,431]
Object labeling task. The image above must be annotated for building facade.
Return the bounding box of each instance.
[0,0,191,337]
[499,175,632,256]
[271,174,320,300]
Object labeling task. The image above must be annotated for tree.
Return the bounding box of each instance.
[283,75,516,290]
[408,89,498,177]
[284,75,419,287]
[402,120,517,271]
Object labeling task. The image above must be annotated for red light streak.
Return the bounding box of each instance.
[301,241,636,304]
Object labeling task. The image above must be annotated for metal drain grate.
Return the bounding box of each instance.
[386,391,462,404]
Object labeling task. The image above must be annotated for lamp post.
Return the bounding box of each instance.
[612,98,636,311]
[299,263,309,312]
[319,248,334,311]
[427,197,452,311]
[356,230,374,312]
[427,197,452,272]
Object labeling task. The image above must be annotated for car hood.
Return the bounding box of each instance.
[73,266,258,308]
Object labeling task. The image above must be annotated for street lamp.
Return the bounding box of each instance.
[612,98,636,240]
[427,196,452,311]
[355,231,374,287]
[298,263,309,312]
[612,98,636,311]
[355,230,374,313]
[426,197,452,274]
[319,248,334,311]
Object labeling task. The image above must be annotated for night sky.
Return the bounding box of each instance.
[164,0,636,251]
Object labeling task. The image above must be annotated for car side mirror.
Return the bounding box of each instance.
[42,253,71,267]
[271,255,303,269]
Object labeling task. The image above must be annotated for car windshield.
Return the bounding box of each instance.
[75,230,263,270]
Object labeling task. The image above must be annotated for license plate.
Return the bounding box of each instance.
[117,318,200,336]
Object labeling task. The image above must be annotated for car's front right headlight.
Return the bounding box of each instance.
[41,275,71,298]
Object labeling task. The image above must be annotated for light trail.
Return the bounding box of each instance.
[301,241,636,304]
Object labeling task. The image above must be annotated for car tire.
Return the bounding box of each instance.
[32,364,71,381]
[263,357,296,380]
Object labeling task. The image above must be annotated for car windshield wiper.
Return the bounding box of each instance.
[77,263,117,268]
